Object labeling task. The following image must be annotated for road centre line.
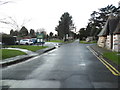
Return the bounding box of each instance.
[87,46,120,76]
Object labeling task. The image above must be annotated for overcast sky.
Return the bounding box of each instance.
[0,0,119,34]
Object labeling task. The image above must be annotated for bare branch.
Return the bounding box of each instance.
[0,16,19,30]
[8,16,19,29]
[0,0,13,5]
[21,18,31,27]
[0,16,31,31]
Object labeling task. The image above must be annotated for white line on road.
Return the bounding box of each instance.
[1,79,60,88]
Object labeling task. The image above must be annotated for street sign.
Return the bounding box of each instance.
[37,34,44,39]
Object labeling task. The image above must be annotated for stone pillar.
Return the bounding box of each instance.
[97,36,106,47]
[113,34,120,52]
[106,35,110,49]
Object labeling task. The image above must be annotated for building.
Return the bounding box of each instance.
[113,20,120,52]
[97,13,120,52]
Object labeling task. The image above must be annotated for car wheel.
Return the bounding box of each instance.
[26,43,28,45]
[16,43,18,45]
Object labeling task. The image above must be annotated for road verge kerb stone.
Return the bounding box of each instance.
[1,47,56,67]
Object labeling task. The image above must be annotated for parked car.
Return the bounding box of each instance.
[31,38,37,44]
[15,41,20,45]
[20,39,33,45]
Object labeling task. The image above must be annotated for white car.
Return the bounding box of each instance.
[20,39,33,45]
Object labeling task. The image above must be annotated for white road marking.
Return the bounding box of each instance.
[1,80,60,88]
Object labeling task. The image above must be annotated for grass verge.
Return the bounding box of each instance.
[48,40,75,43]
[47,40,64,43]
[3,45,48,52]
[1,49,27,60]
[103,52,120,65]
[80,41,97,44]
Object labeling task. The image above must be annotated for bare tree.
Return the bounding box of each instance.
[36,28,46,34]
[21,18,31,28]
[0,16,31,31]
[0,16,19,30]
[0,0,13,5]
[0,0,31,31]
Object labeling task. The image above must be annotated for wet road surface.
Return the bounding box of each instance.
[2,40,119,88]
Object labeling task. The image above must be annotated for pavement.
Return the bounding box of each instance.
[44,42,62,47]
[89,44,112,56]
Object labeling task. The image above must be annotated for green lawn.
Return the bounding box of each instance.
[3,45,48,52]
[48,40,75,44]
[48,40,64,43]
[1,49,27,60]
[103,52,120,65]
[80,41,97,44]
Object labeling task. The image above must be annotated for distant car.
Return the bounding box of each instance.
[0,42,5,45]
[15,41,20,45]
[31,38,37,44]
[20,39,33,45]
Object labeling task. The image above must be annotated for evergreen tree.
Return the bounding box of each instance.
[79,28,86,40]
[10,29,14,36]
[19,26,28,36]
[56,12,73,41]
[30,29,35,37]
[85,4,119,39]
[49,32,53,37]
[14,30,19,36]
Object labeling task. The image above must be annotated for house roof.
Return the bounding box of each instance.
[97,20,109,36]
[114,13,120,34]
[108,17,119,34]
[98,14,120,36]
[114,20,120,34]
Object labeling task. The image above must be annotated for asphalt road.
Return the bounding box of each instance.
[2,40,119,89]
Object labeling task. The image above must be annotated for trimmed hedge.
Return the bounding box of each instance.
[2,35,16,45]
